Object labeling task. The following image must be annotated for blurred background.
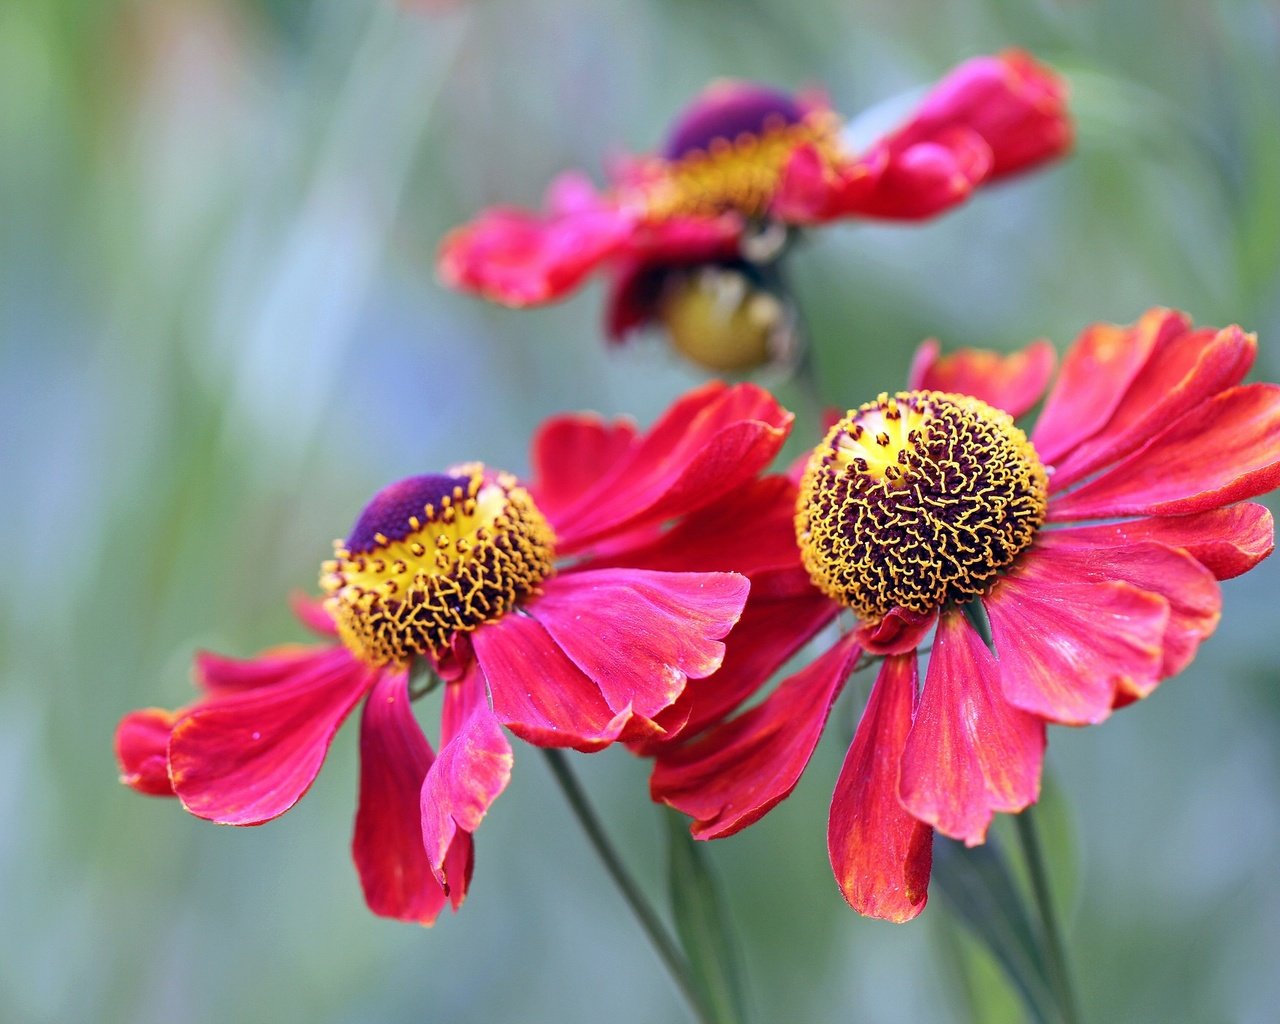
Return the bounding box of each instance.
[4,0,1279,1021]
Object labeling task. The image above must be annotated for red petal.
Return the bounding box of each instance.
[650,634,860,839]
[907,338,1055,418]
[984,565,1168,724]
[169,648,374,825]
[1048,324,1256,489]
[420,705,512,891]
[529,413,639,522]
[1032,309,1185,465]
[194,645,324,695]
[1032,536,1221,680]
[471,612,630,751]
[1047,383,1280,520]
[636,577,837,752]
[548,382,793,552]
[353,672,464,924]
[527,568,749,720]
[576,476,802,579]
[855,606,937,657]
[1040,504,1274,581]
[889,50,1072,181]
[290,591,338,636]
[437,177,635,306]
[828,655,933,922]
[116,707,179,796]
[899,612,1044,845]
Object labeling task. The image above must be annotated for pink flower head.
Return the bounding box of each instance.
[115,382,794,923]
[651,309,1278,922]
[439,52,1071,359]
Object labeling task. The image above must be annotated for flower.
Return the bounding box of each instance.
[438,52,1071,366]
[650,309,1279,922]
[115,382,794,924]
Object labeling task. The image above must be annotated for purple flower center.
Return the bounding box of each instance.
[345,473,471,554]
[663,82,805,159]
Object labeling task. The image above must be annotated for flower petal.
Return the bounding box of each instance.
[527,568,748,722]
[1031,536,1221,681]
[1048,324,1256,489]
[1040,504,1274,581]
[984,565,1168,724]
[908,338,1055,419]
[899,611,1044,846]
[353,671,464,924]
[1032,309,1185,465]
[828,655,933,923]
[1047,383,1280,520]
[194,645,324,695]
[437,175,636,305]
[636,576,837,752]
[529,413,639,522]
[548,382,793,552]
[115,707,179,796]
[169,648,374,825]
[420,704,512,892]
[650,633,860,839]
[471,612,630,751]
[290,591,338,636]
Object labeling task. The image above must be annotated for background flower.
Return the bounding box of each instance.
[8,1,1280,1022]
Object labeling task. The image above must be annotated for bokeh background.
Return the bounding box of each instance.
[4,0,1279,1021]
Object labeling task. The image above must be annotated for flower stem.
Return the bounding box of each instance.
[541,748,717,1024]
[1014,807,1082,1024]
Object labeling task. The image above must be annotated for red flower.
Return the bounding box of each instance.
[439,52,1071,360]
[115,382,793,924]
[650,309,1279,922]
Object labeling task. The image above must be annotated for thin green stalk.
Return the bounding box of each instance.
[541,749,716,1024]
[1015,808,1081,1024]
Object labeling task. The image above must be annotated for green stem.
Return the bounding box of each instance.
[1015,808,1081,1024]
[541,749,716,1024]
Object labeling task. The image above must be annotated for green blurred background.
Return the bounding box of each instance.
[4,0,1278,1021]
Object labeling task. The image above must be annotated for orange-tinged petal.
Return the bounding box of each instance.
[908,338,1055,419]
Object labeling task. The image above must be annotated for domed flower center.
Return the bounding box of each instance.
[644,87,838,221]
[321,465,556,666]
[795,391,1048,622]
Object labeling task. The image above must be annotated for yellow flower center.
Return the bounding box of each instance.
[321,465,556,666]
[795,391,1048,622]
[642,112,840,221]
[658,267,794,371]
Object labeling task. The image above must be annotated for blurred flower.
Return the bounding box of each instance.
[115,382,793,923]
[438,51,1071,369]
[650,309,1278,922]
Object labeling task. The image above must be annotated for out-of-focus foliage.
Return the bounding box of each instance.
[2,1,1277,1022]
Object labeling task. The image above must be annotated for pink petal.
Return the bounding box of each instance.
[441,660,489,748]
[1032,309,1185,465]
[529,413,639,521]
[194,645,324,695]
[290,591,338,636]
[471,612,630,751]
[1048,383,1280,520]
[575,476,802,579]
[828,655,933,923]
[353,672,465,924]
[634,575,837,752]
[984,565,1168,724]
[1048,324,1256,489]
[889,49,1072,181]
[899,611,1044,845]
[420,705,513,892]
[907,338,1055,418]
[855,606,938,657]
[437,178,636,306]
[169,648,374,825]
[650,634,860,839]
[527,568,749,721]
[547,382,793,552]
[1040,504,1274,581]
[1031,536,1222,681]
[115,707,179,796]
